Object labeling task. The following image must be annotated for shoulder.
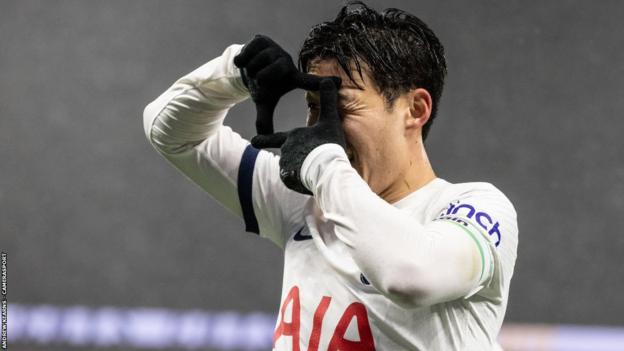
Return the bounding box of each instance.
[439,181,512,202]
[435,181,516,214]
[433,180,518,249]
[434,180,519,300]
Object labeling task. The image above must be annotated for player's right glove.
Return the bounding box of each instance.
[234,35,324,141]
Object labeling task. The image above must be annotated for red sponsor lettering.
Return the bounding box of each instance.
[273,286,301,351]
[328,302,375,350]
[274,286,375,350]
[307,296,331,351]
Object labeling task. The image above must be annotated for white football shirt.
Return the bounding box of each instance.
[143,44,518,350]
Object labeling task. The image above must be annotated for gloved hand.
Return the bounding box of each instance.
[233,34,325,138]
[252,78,346,195]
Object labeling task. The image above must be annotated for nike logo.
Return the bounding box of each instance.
[293,227,312,241]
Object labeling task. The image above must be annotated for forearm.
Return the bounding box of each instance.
[142,44,304,247]
[302,144,485,307]
[142,44,251,217]
[143,44,249,154]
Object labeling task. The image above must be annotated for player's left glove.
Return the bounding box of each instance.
[252,78,346,195]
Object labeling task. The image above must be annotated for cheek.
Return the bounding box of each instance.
[342,118,383,158]
[350,116,405,170]
[342,119,366,150]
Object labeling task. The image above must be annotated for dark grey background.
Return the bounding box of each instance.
[1,0,623,338]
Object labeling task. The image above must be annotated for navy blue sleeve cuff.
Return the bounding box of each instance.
[237,145,260,234]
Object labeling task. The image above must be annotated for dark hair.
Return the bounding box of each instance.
[298,1,447,140]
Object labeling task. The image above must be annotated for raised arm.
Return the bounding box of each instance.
[143,44,306,247]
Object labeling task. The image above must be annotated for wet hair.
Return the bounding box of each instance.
[299,1,447,140]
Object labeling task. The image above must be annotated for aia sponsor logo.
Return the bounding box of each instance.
[274,286,375,351]
[436,201,502,247]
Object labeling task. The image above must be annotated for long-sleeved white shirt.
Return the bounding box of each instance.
[144,44,518,350]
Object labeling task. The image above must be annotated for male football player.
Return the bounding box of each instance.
[143,2,517,350]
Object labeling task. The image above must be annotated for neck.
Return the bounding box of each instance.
[377,143,436,204]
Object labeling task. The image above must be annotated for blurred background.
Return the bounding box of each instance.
[1,0,623,350]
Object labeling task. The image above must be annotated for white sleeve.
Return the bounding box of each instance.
[143,44,307,248]
[301,144,516,307]
[434,181,519,303]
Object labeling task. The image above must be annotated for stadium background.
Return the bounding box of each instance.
[1,0,623,350]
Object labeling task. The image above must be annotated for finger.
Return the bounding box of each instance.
[294,73,341,91]
[293,73,322,91]
[256,101,277,135]
[329,76,342,90]
[245,47,281,78]
[318,78,340,122]
[233,34,274,68]
[251,132,289,149]
[255,56,292,87]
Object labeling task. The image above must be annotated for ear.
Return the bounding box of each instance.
[404,88,432,131]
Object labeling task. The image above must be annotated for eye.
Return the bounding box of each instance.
[307,102,319,111]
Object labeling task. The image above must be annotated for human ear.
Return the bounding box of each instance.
[405,88,432,130]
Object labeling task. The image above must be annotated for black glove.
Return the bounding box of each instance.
[233,34,323,137]
[252,78,346,195]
